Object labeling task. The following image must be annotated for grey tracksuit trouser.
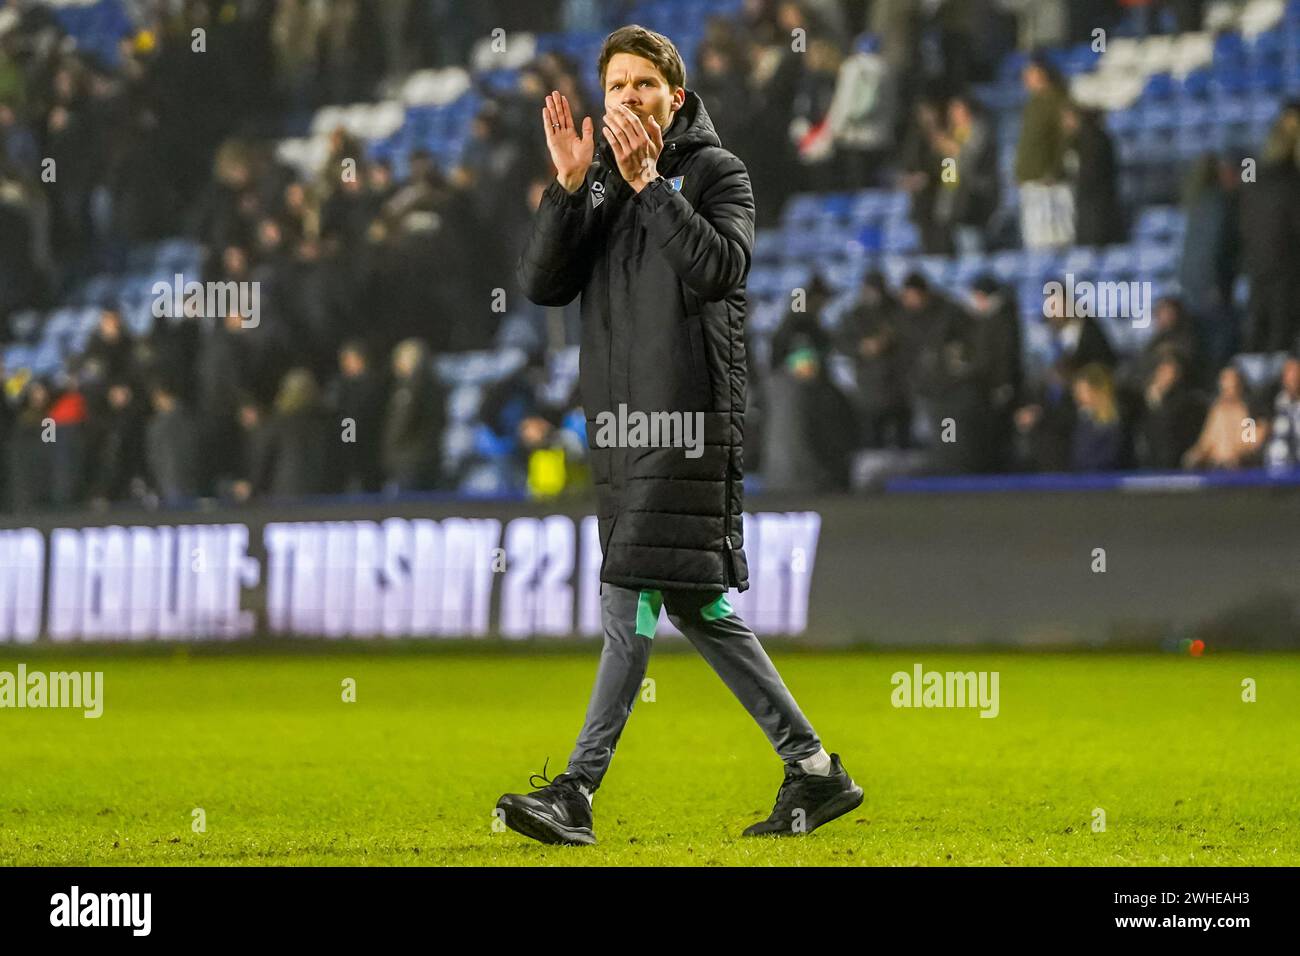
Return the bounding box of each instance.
[564,582,822,791]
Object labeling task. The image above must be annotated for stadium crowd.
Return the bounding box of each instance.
[1,0,1299,511]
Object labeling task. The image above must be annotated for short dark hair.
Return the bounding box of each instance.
[901,272,930,294]
[597,25,686,90]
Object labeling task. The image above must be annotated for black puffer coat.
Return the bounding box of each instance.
[516,90,755,592]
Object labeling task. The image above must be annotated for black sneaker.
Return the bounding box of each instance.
[742,752,863,837]
[496,758,597,846]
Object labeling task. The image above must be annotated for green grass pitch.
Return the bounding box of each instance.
[0,647,1295,866]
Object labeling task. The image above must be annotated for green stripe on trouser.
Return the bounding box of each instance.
[635,590,663,638]
[701,593,733,621]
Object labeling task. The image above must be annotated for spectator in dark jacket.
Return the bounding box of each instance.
[382,338,446,492]
[7,380,54,512]
[769,272,834,371]
[1125,296,1205,392]
[1179,153,1241,369]
[262,368,336,497]
[327,339,387,493]
[146,383,199,505]
[896,271,972,406]
[835,271,910,447]
[231,397,271,503]
[197,308,268,493]
[899,97,948,253]
[762,344,858,493]
[969,275,1023,470]
[1239,124,1300,353]
[933,94,1000,255]
[1062,103,1124,246]
[89,380,148,503]
[1136,355,1209,469]
[926,330,996,472]
[82,308,136,385]
[1043,280,1118,374]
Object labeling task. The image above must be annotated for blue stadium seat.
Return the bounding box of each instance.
[784,229,829,259]
[879,255,911,288]
[1099,245,1136,277]
[782,193,823,227]
[1251,29,1287,64]
[1058,248,1098,275]
[745,265,778,298]
[1180,68,1212,98]
[1136,243,1178,276]
[1134,206,1183,240]
[913,256,948,286]
[749,297,785,334]
[881,191,910,220]
[1021,249,1060,282]
[1060,44,1101,76]
[1210,64,1252,97]
[1213,32,1248,68]
[1143,72,1177,100]
[1106,108,1141,135]
[851,223,883,253]
[848,190,886,221]
[448,385,483,423]
[824,259,866,292]
[990,250,1023,282]
[818,193,853,218]
[950,253,989,284]
[1175,98,1212,125]
[752,230,783,263]
[881,221,919,253]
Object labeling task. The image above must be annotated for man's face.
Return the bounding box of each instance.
[602,52,684,138]
[1282,359,1300,396]
[340,350,364,377]
[1152,359,1179,393]
[1155,299,1179,330]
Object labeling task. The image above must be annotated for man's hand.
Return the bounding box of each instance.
[602,104,663,193]
[543,91,594,193]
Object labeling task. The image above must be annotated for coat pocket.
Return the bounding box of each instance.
[684,312,711,405]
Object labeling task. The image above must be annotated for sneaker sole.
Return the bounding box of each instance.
[497,798,597,846]
[743,783,865,837]
[806,784,864,833]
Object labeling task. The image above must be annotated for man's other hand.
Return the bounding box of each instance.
[544,91,595,193]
